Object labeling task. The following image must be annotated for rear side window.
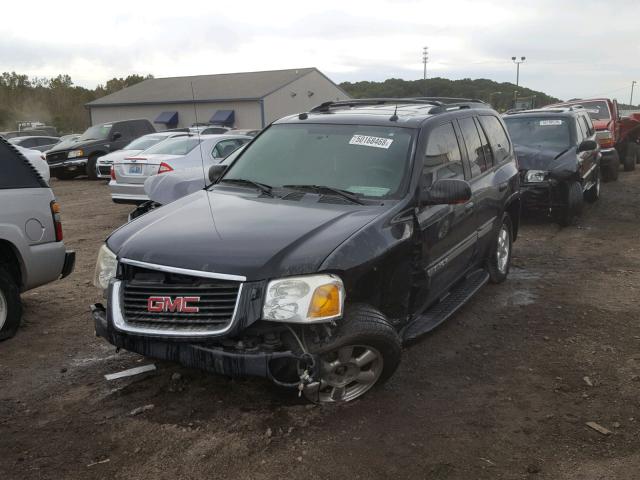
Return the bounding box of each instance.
[576,117,587,141]
[475,118,494,167]
[0,141,44,189]
[458,117,488,177]
[479,115,511,164]
[423,123,464,186]
[579,116,593,137]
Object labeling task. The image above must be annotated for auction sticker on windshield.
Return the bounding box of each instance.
[539,120,563,126]
[349,135,394,149]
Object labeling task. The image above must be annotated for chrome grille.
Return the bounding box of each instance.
[46,150,70,164]
[121,264,241,333]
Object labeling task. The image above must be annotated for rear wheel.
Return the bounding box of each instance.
[86,155,99,180]
[303,304,401,403]
[487,213,512,284]
[0,265,22,341]
[557,181,584,227]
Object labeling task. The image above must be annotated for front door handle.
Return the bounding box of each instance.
[498,182,508,192]
[465,202,475,212]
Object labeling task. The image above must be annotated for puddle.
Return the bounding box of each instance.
[506,289,537,306]
[509,266,541,281]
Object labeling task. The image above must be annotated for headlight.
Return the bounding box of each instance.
[263,274,345,323]
[93,244,117,290]
[67,149,84,158]
[525,170,548,183]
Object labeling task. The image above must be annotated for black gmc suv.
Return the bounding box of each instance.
[503,106,600,226]
[46,119,154,180]
[91,98,521,403]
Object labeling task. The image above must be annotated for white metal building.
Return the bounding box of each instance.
[85,68,350,130]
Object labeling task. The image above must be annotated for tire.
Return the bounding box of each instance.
[584,168,601,203]
[602,154,620,182]
[54,169,79,180]
[487,213,512,284]
[87,155,99,180]
[557,181,584,227]
[623,151,636,171]
[303,304,402,403]
[0,265,22,341]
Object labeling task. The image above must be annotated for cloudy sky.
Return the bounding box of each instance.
[3,0,639,101]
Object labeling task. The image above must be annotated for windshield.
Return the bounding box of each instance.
[125,134,169,151]
[142,137,200,156]
[504,117,572,150]
[79,123,112,141]
[578,101,611,121]
[222,124,414,198]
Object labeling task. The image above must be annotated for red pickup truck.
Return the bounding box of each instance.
[547,98,640,180]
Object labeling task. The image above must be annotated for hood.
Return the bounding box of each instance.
[144,168,206,204]
[47,137,105,153]
[514,144,578,179]
[107,188,384,281]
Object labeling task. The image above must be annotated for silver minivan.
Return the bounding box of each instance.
[0,139,75,340]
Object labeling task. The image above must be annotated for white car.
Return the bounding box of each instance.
[15,146,50,182]
[109,134,251,204]
[95,131,190,179]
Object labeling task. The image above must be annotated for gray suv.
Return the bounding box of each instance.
[0,138,75,340]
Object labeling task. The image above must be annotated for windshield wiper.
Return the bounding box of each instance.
[219,178,274,197]
[282,184,365,205]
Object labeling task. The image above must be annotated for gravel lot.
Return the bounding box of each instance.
[1,172,640,479]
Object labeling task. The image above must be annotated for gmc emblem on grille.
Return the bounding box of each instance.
[147,296,200,313]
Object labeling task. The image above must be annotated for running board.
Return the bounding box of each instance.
[402,269,489,343]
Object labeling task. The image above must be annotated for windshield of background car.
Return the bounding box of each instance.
[124,134,168,151]
[504,117,572,150]
[79,124,111,141]
[142,137,200,156]
[222,124,414,198]
[579,101,611,121]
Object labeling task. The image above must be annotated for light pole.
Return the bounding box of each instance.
[422,46,429,96]
[512,56,526,108]
[630,80,637,107]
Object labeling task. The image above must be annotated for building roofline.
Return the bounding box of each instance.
[85,97,260,109]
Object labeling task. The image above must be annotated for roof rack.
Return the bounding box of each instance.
[310,97,489,114]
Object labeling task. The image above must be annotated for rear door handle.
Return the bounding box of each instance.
[465,202,475,212]
[498,182,508,192]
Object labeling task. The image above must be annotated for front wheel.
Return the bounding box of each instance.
[303,304,401,403]
[584,169,601,203]
[86,155,99,180]
[557,181,584,227]
[0,265,22,341]
[486,213,512,284]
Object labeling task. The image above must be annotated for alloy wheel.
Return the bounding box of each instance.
[304,345,384,403]
[496,226,510,274]
[0,288,7,331]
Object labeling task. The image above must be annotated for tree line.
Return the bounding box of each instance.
[339,77,561,111]
[0,72,152,134]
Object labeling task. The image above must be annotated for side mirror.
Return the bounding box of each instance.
[208,164,227,183]
[111,131,122,141]
[577,139,598,153]
[421,178,472,206]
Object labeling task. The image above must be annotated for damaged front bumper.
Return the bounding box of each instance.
[520,180,559,212]
[91,303,311,387]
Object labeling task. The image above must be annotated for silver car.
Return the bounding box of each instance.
[0,139,75,340]
[109,134,251,204]
[96,131,190,179]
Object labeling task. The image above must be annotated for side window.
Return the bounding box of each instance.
[0,141,43,189]
[212,139,243,159]
[475,118,494,167]
[458,117,487,177]
[576,117,587,141]
[423,123,464,187]
[479,115,511,164]
[579,116,592,137]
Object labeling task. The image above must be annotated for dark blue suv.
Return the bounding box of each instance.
[91,98,521,403]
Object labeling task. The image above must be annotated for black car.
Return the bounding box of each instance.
[45,119,155,180]
[91,98,521,403]
[503,107,600,226]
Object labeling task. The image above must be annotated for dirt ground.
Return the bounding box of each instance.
[1,171,640,480]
